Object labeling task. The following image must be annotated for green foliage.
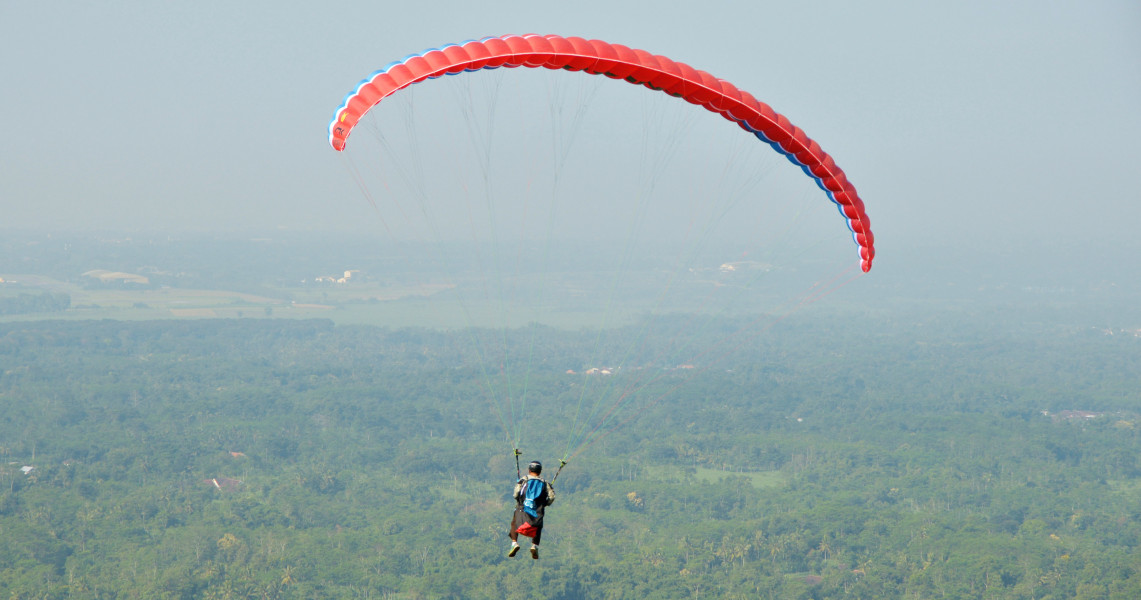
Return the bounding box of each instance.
[0,315,1139,598]
[0,291,70,315]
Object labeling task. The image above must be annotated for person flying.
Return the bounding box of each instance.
[508,460,555,559]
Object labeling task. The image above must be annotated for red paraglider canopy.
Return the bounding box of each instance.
[328,34,874,271]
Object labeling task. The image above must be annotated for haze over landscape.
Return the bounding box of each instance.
[4,1,1138,318]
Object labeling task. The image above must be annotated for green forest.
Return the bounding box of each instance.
[1,310,1139,599]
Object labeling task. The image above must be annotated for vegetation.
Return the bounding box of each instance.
[1,311,1139,599]
[0,291,70,316]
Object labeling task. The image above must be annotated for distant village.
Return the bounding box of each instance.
[716,261,772,273]
[311,270,360,284]
[1041,409,1136,429]
[1096,326,1141,337]
[564,364,697,376]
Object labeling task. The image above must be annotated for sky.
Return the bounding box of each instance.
[2,1,1139,285]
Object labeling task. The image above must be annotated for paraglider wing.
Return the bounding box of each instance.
[328,34,874,271]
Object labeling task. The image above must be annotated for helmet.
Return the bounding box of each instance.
[528,461,542,474]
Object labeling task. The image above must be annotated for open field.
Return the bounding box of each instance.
[0,274,645,328]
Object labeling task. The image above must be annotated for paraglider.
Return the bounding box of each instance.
[329,34,874,271]
[328,36,878,556]
[508,460,555,559]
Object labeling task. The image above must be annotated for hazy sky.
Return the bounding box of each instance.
[3,1,1139,268]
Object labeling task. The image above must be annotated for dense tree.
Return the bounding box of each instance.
[0,291,70,315]
[0,315,1138,598]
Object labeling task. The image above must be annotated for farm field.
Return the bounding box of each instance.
[0,273,647,328]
